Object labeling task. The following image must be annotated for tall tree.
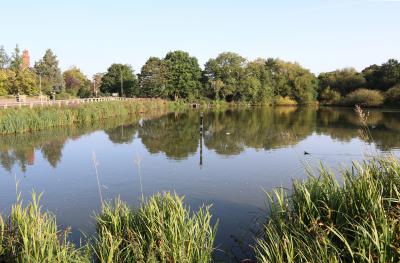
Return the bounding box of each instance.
[92,73,104,97]
[63,66,91,97]
[267,59,317,103]
[163,51,202,100]
[204,52,246,101]
[138,57,167,98]
[9,45,22,72]
[0,69,15,96]
[34,49,63,94]
[100,64,138,97]
[0,45,9,69]
[362,59,400,91]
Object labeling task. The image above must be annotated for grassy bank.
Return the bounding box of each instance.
[0,99,186,135]
[255,157,400,262]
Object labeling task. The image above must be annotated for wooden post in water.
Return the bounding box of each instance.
[199,112,204,168]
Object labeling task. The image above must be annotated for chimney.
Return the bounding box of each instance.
[22,49,30,69]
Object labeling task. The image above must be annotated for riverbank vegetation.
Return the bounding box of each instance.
[0,156,399,262]
[255,156,400,262]
[1,45,399,106]
[0,191,217,263]
[0,99,180,134]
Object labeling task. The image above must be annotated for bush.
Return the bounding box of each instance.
[319,86,341,104]
[342,88,384,107]
[255,157,400,262]
[93,192,217,263]
[385,85,400,105]
[274,96,298,106]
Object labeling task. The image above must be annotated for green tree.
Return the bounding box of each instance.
[0,69,15,96]
[0,45,10,69]
[268,59,317,103]
[138,57,167,98]
[63,67,91,97]
[362,59,400,91]
[163,51,202,101]
[204,52,246,101]
[318,68,366,95]
[9,69,38,95]
[34,49,63,95]
[100,64,138,97]
[9,45,22,72]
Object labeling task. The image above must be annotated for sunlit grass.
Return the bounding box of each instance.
[0,99,182,135]
[255,156,400,263]
[93,192,217,263]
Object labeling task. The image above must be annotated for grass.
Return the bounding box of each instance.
[0,191,217,263]
[255,156,400,263]
[93,192,217,263]
[0,191,90,263]
[0,99,184,135]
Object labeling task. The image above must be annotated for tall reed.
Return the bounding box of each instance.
[0,192,90,263]
[0,99,183,135]
[255,157,400,263]
[93,192,218,263]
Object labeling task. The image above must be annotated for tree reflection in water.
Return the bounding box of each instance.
[1,107,400,171]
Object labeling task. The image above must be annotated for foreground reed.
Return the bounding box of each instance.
[93,192,217,263]
[0,191,217,262]
[0,99,184,135]
[0,192,89,263]
[255,157,400,263]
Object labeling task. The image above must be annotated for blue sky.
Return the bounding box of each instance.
[1,0,399,78]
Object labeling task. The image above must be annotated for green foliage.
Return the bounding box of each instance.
[255,157,400,263]
[273,96,298,106]
[0,45,10,69]
[93,192,217,263]
[342,88,384,107]
[0,69,15,96]
[318,68,366,95]
[363,59,400,91]
[34,49,63,95]
[0,192,89,262]
[319,86,341,104]
[385,85,400,106]
[100,64,138,97]
[269,59,318,103]
[204,52,247,101]
[163,50,202,101]
[138,57,167,98]
[9,45,22,72]
[63,67,92,97]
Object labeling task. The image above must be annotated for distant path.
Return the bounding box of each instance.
[0,97,135,109]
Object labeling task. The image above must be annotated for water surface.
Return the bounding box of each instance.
[1,107,400,260]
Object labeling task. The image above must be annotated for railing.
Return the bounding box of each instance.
[0,97,136,109]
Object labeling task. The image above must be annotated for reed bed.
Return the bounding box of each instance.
[0,191,217,262]
[0,192,90,263]
[0,99,183,135]
[93,192,217,263]
[255,156,400,263]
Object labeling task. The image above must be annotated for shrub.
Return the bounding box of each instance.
[319,86,341,104]
[93,192,217,263]
[385,85,400,105]
[274,96,298,106]
[342,88,384,107]
[255,157,400,262]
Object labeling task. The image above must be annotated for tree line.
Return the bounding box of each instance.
[0,44,399,106]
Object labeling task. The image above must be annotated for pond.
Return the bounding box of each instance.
[1,106,400,260]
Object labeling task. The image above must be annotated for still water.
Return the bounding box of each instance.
[0,107,400,259]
